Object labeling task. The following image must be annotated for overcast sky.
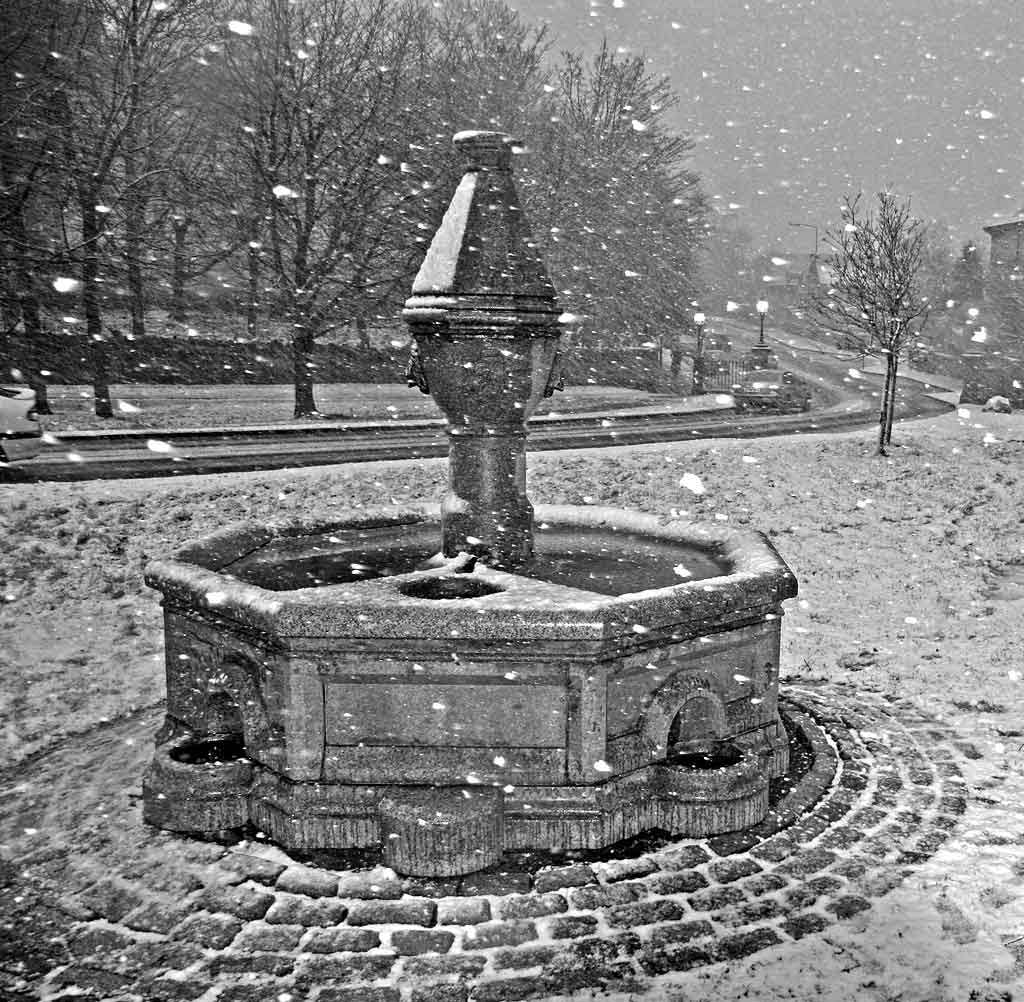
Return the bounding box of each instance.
[511,0,1023,252]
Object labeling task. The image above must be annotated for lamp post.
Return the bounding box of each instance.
[752,300,771,369]
[692,311,706,395]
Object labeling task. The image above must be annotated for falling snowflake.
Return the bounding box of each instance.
[679,472,705,494]
[227,20,253,35]
[272,184,298,199]
[52,277,81,293]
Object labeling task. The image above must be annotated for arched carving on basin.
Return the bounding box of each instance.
[202,689,244,742]
[183,651,276,757]
[218,652,278,757]
[640,673,728,761]
[666,692,727,756]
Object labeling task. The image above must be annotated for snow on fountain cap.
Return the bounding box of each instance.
[402,131,559,331]
[452,129,519,167]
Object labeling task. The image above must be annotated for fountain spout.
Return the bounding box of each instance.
[402,131,564,570]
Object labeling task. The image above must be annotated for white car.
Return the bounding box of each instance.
[0,386,43,462]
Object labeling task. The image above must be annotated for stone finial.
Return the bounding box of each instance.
[403,131,559,330]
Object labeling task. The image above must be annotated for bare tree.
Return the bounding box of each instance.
[521,41,707,350]
[0,0,76,413]
[807,191,930,455]
[35,0,215,415]
[218,0,436,416]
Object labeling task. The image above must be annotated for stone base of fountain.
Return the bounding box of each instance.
[143,504,796,876]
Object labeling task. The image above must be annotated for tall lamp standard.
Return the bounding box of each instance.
[692,311,706,394]
[752,299,771,368]
[756,299,769,344]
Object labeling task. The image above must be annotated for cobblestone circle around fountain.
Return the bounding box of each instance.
[3,682,976,1002]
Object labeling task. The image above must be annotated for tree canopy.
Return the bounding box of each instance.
[1,0,708,415]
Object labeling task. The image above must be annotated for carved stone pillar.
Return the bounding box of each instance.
[403,131,564,569]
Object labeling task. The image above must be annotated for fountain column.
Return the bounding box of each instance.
[403,131,564,570]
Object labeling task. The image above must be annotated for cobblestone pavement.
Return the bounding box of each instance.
[0,683,977,1001]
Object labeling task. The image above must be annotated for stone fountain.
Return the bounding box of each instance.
[142,131,798,877]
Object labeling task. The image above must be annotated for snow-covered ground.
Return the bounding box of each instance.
[37,383,688,432]
[2,406,1022,998]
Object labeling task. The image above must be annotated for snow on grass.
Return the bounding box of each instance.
[4,410,1022,770]
[2,410,1023,999]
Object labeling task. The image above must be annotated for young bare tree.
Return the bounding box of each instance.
[808,191,930,455]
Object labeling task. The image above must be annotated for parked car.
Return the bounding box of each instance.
[0,385,43,462]
[733,372,812,414]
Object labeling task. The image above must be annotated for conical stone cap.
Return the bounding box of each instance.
[403,131,560,334]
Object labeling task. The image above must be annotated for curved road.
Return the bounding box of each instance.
[6,328,958,482]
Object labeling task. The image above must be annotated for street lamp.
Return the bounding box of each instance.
[756,300,769,345]
[751,300,771,369]
[692,311,706,395]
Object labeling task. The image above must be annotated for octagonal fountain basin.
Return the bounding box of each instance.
[212,514,731,596]
[143,504,798,876]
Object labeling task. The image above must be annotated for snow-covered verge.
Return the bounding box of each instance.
[2,407,1023,999]
[35,382,687,432]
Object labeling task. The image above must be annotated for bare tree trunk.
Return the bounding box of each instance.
[884,355,899,446]
[124,0,145,339]
[293,327,318,417]
[246,235,260,338]
[124,159,146,338]
[81,197,112,418]
[876,351,892,456]
[19,295,52,416]
[6,203,53,414]
[170,217,188,323]
[356,313,370,350]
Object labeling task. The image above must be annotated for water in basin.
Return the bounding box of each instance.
[225,521,729,596]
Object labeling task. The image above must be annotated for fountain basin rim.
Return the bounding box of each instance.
[144,504,797,644]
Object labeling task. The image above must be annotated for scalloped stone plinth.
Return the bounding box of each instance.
[380,787,504,877]
[142,503,797,874]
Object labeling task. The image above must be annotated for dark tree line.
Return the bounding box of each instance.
[1,0,707,416]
